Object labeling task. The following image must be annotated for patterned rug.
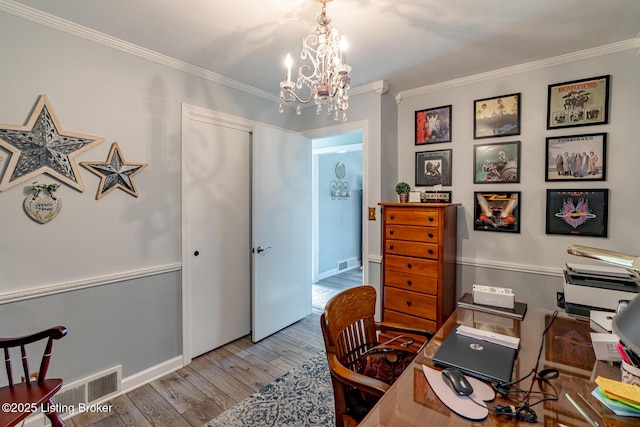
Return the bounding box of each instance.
[205,352,335,427]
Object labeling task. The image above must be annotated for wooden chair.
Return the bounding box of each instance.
[0,326,68,427]
[320,285,433,427]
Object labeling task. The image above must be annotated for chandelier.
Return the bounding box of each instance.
[279,0,351,121]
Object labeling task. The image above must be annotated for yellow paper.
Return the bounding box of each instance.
[595,376,640,405]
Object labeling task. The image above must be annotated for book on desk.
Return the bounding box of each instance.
[457,292,527,320]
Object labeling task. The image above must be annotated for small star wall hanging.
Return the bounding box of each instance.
[0,95,104,192]
[81,142,148,199]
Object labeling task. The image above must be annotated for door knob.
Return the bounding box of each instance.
[255,246,271,254]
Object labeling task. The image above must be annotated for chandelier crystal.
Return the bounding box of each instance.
[279,0,351,121]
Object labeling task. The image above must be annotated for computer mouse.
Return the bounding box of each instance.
[441,368,474,396]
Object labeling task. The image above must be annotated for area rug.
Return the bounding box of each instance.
[205,352,335,427]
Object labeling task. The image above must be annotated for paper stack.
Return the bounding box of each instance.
[592,376,640,417]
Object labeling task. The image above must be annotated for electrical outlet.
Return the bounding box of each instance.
[368,207,376,221]
[556,291,565,308]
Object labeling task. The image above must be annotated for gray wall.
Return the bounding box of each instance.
[0,9,297,384]
[397,48,640,310]
[317,150,362,274]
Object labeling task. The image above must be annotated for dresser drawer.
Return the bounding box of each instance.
[386,224,438,243]
[384,287,437,320]
[385,239,439,259]
[383,309,437,333]
[385,254,438,277]
[385,208,440,227]
[384,270,437,295]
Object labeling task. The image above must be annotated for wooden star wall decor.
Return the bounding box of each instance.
[0,95,104,192]
[81,142,148,199]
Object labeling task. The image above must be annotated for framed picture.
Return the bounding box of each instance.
[545,133,607,181]
[546,75,610,129]
[421,191,452,203]
[415,105,452,144]
[546,189,609,237]
[474,93,521,139]
[415,149,452,187]
[473,141,521,183]
[473,191,520,233]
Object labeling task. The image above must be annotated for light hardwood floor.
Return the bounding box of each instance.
[312,268,363,313]
[65,315,324,427]
[66,269,361,427]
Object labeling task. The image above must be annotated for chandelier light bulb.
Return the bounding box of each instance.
[339,36,348,64]
[285,53,293,82]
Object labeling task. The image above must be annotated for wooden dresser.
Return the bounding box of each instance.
[379,203,460,342]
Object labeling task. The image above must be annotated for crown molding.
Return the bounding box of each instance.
[396,38,637,102]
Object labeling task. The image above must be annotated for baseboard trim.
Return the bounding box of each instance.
[120,356,184,394]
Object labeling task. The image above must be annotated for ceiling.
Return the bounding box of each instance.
[11,0,640,97]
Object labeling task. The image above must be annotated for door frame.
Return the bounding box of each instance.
[180,103,255,365]
[302,120,370,288]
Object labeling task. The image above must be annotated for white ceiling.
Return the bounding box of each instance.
[11,0,640,96]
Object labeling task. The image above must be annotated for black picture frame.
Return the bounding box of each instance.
[473,141,521,183]
[421,191,452,203]
[473,93,521,139]
[415,105,452,145]
[415,149,452,187]
[546,75,610,129]
[473,191,521,233]
[545,189,609,237]
[545,133,607,182]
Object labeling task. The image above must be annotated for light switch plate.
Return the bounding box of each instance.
[368,207,376,220]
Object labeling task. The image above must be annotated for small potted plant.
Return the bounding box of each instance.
[395,182,411,203]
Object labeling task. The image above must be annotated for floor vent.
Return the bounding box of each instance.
[55,366,121,415]
[338,261,348,271]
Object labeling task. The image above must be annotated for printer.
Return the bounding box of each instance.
[563,263,639,316]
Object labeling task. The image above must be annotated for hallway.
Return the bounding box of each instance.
[311,268,363,314]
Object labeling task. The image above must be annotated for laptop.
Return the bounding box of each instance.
[432,326,517,384]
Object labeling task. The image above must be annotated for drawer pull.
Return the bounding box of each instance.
[389,229,394,235]
[407,280,412,286]
[428,232,434,238]
[428,216,434,222]
[390,214,395,220]
[428,249,434,255]
[407,263,412,269]
[388,244,394,250]
[406,300,412,307]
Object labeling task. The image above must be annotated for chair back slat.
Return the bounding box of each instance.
[20,345,31,385]
[4,348,13,388]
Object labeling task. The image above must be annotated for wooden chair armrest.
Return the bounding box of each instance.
[326,353,389,397]
[375,321,434,339]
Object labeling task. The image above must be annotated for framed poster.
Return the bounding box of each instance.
[473,141,521,183]
[546,189,609,237]
[474,191,520,233]
[474,93,521,139]
[415,149,452,186]
[415,105,452,145]
[545,133,607,181]
[546,75,610,129]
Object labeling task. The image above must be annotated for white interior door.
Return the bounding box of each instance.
[183,109,251,358]
[252,123,310,342]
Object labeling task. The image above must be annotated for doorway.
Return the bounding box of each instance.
[310,131,364,312]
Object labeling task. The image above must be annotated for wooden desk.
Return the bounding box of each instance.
[359,307,635,426]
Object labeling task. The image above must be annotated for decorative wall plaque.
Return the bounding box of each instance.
[24,182,62,224]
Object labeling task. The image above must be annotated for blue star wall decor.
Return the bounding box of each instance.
[80,142,148,199]
[0,95,104,192]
